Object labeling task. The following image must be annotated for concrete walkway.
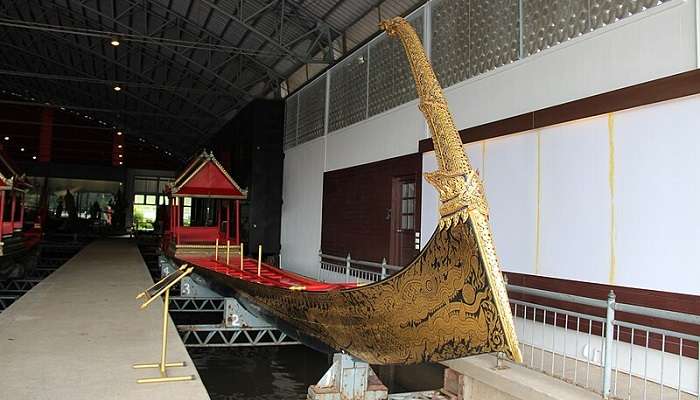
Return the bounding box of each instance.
[0,239,210,400]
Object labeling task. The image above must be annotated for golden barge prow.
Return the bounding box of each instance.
[172,16,522,365]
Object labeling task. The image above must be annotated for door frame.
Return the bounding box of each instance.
[388,174,421,266]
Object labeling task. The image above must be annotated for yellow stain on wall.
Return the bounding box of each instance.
[608,113,617,284]
[535,131,541,275]
[481,141,486,179]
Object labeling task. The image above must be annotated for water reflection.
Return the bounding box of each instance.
[189,345,445,400]
[189,346,328,400]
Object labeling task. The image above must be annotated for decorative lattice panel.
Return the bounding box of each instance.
[431,0,470,88]
[284,94,298,150]
[469,0,520,76]
[590,0,670,29]
[367,15,424,118]
[524,0,590,56]
[328,47,368,132]
[525,0,671,56]
[297,76,327,145]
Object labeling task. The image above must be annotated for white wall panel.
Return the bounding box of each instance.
[420,151,438,247]
[614,96,700,296]
[539,116,610,284]
[422,95,700,296]
[325,101,426,172]
[483,132,538,275]
[280,138,325,277]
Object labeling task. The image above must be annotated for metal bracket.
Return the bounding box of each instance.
[308,353,388,400]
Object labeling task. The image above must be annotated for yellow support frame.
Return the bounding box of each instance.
[133,264,196,384]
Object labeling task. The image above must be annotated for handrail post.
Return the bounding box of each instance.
[240,242,244,271]
[603,290,616,398]
[226,240,230,265]
[381,257,387,280]
[345,253,351,283]
[214,238,219,261]
[318,249,322,280]
[257,244,262,277]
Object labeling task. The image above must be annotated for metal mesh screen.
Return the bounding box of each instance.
[367,14,424,118]
[328,47,368,132]
[431,0,470,88]
[431,0,519,87]
[524,0,671,56]
[284,94,299,150]
[297,76,327,145]
[469,0,520,76]
[523,0,589,56]
[590,0,670,29]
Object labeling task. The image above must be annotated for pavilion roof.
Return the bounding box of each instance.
[170,150,246,199]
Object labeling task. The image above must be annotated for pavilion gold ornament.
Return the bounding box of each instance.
[173,16,522,365]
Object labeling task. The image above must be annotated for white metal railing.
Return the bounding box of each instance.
[318,252,402,284]
[508,285,700,400]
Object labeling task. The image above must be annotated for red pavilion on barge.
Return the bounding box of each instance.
[163,150,354,291]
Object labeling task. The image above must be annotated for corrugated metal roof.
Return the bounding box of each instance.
[286,0,425,92]
[0,0,423,156]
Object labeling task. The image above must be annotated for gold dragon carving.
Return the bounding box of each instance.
[380,16,522,363]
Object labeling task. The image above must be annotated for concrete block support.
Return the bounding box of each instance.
[442,355,600,400]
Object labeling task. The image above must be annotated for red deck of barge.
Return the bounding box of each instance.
[179,255,357,292]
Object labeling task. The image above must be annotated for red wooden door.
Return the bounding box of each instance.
[390,176,420,266]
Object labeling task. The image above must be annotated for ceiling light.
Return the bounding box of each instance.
[20,147,25,152]
[116,131,123,136]
[113,85,121,92]
[32,156,36,160]
[3,136,8,141]
[119,161,123,165]
[110,38,120,47]
[117,144,123,149]
[118,154,123,158]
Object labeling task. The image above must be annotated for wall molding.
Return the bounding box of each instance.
[419,68,700,153]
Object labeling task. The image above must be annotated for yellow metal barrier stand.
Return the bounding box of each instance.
[133,264,196,384]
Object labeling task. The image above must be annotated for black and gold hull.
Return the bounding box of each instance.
[185,218,520,365]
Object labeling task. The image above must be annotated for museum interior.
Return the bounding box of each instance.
[0,1,697,399]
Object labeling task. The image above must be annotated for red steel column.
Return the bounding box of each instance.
[0,191,5,237]
[225,201,230,242]
[216,199,221,239]
[175,198,180,245]
[235,200,240,245]
[169,199,174,238]
[19,193,24,229]
[38,108,54,162]
[9,191,16,231]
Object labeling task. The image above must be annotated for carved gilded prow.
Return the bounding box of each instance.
[381,17,523,364]
[380,17,488,229]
